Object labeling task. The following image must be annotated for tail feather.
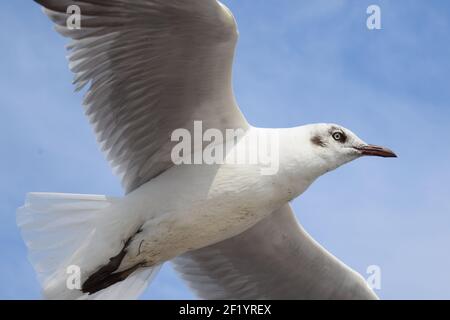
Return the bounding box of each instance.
[17,192,159,300]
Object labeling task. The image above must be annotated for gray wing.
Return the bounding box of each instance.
[36,0,248,192]
[174,204,378,300]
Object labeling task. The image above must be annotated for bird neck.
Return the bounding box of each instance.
[275,127,331,197]
[234,126,331,200]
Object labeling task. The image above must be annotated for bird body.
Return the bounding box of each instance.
[107,127,320,271]
[51,127,318,289]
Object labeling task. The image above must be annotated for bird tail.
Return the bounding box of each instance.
[17,192,160,300]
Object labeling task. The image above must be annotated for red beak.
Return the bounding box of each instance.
[355,145,397,158]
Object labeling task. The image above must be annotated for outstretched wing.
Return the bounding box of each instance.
[174,204,378,300]
[36,0,248,192]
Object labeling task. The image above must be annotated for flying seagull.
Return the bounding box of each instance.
[18,0,396,300]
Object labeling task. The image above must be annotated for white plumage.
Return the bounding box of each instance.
[18,0,396,300]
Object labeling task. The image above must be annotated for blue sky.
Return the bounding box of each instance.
[1,0,450,299]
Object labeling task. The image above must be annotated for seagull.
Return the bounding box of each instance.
[18,0,396,300]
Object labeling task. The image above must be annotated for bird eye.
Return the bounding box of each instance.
[332,132,345,142]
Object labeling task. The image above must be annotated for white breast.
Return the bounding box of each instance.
[116,127,315,270]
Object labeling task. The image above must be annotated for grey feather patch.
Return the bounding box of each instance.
[311,135,326,147]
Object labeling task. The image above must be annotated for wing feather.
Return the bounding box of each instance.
[36,0,248,192]
[174,204,379,300]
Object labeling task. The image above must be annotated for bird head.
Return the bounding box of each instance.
[308,123,397,172]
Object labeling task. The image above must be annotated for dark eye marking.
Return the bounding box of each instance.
[331,130,347,143]
[311,135,326,147]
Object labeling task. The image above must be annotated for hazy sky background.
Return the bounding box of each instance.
[1,0,450,299]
